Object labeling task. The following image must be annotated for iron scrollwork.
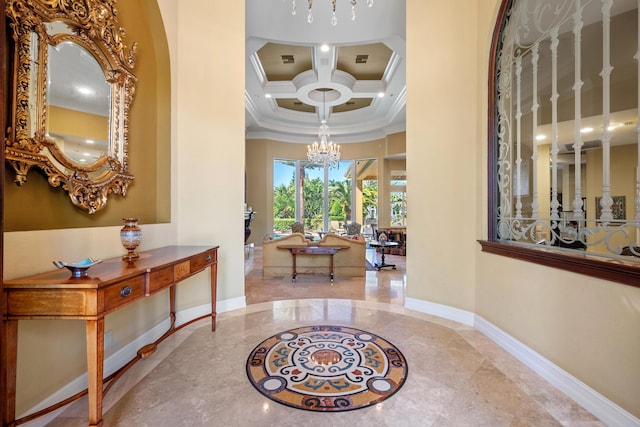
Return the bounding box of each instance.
[5,0,137,213]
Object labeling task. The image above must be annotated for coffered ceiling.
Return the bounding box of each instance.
[245,0,406,144]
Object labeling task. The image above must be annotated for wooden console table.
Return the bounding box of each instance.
[278,245,349,283]
[1,245,219,427]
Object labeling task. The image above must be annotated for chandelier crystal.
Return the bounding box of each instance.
[292,0,373,26]
[307,121,341,168]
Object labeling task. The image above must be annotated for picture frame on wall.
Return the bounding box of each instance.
[595,195,626,221]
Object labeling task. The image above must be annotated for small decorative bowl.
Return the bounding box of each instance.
[53,258,103,278]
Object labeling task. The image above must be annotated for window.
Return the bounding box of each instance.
[483,0,640,286]
[390,175,407,226]
[273,158,379,238]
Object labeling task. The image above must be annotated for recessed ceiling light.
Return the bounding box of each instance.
[536,135,546,141]
[83,153,91,156]
[265,93,272,98]
[580,127,594,133]
[320,44,330,52]
[377,92,385,98]
[85,139,94,144]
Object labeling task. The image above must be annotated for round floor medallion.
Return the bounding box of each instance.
[246,325,408,412]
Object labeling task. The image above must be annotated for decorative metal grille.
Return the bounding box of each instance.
[494,0,640,259]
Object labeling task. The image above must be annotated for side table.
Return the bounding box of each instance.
[368,241,399,270]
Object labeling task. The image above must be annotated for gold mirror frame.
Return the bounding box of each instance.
[5,0,137,213]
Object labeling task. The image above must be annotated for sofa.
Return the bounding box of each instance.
[262,233,366,277]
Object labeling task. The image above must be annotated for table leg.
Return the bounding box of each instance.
[2,320,18,427]
[292,252,297,283]
[329,254,335,284]
[210,262,218,331]
[375,246,396,270]
[86,319,104,427]
[169,285,177,329]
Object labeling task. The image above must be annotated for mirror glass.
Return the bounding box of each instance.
[5,1,137,213]
[47,41,111,165]
[27,31,39,138]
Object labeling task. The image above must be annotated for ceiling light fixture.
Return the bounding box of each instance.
[292,0,373,26]
[307,91,341,168]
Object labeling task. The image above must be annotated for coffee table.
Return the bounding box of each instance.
[368,241,399,270]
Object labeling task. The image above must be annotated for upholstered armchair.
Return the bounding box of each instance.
[344,222,362,237]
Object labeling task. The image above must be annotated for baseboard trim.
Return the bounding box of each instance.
[474,316,640,427]
[404,297,475,326]
[404,298,639,427]
[217,296,247,313]
[21,296,246,427]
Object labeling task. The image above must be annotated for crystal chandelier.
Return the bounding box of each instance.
[292,0,374,26]
[307,121,341,168]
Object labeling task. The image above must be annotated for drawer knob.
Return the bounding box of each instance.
[206,255,212,262]
[120,285,132,297]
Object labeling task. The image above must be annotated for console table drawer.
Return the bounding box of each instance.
[190,250,216,273]
[103,276,145,312]
[147,267,174,294]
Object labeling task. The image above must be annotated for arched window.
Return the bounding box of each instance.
[481,0,640,287]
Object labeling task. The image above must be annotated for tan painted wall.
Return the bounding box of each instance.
[4,0,245,414]
[173,0,245,305]
[4,0,171,231]
[406,0,479,312]
[49,106,109,141]
[387,131,406,157]
[4,0,640,419]
[470,0,640,417]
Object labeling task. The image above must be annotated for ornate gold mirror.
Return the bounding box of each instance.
[5,0,137,213]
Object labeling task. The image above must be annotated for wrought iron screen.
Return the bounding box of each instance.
[494,0,640,260]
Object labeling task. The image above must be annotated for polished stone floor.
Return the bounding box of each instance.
[44,247,602,426]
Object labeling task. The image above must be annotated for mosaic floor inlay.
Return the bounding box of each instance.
[246,325,408,412]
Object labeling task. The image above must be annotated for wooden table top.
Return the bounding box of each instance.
[3,245,219,289]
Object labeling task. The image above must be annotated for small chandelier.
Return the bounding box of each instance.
[292,0,374,26]
[307,121,341,168]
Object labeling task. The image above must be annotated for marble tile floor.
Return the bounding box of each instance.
[43,249,602,426]
[245,247,407,306]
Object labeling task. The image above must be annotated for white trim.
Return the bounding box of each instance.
[20,318,173,427]
[20,297,246,427]
[23,297,639,427]
[474,316,640,427]
[404,298,640,427]
[175,297,247,327]
[217,296,247,313]
[404,297,475,326]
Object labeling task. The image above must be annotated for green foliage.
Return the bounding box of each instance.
[303,177,324,229]
[329,200,343,216]
[362,180,378,220]
[274,218,296,232]
[273,178,295,219]
[272,160,384,231]
[329,179,351,221]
